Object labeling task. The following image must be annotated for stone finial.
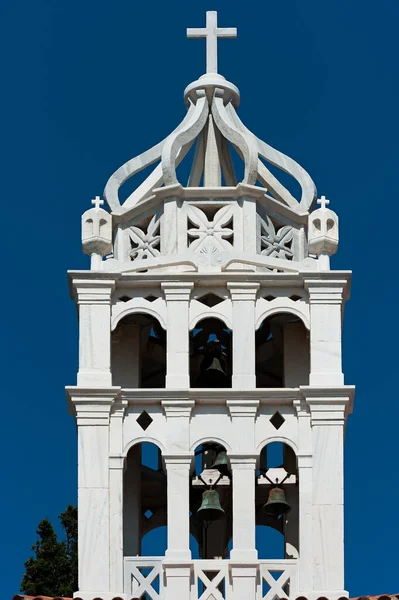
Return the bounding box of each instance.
[81,196,112,270]
[308,195,339,270]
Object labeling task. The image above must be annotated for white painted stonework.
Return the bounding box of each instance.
[66,12,354,600]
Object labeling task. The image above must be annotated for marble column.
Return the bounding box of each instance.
[303,387,353,598]
[162,282,193,389]
[67,389,118,596]
[293,397,313,595]
[305,279,345,387]
[74,279,115,387]
[109,399,127,594]
[229,456,258,600]
[227,283,259,389]
[163,455,192,600]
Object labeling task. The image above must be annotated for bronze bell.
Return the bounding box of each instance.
[197,340,229,388]
[263,486,291,517]
[197,489,225,522]
[211,448,229,477]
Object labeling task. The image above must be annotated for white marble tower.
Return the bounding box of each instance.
[66,12,354,600]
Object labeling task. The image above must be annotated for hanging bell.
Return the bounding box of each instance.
[197,340,230,388]
[197,358,229,387]
[197,489,225,522]
[211,448,229,477]
[263,486,291,517]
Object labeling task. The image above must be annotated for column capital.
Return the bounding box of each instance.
[227,400,259,418]
[301,385,355,425]
[161,281,194,301]
[109,455,125,470]
[162,400,195,418]
[293,396,310,416]
[227,281,260,301]
[66,386,121,425]
[111,398,128,417]
[229,455,257,468]
[304,279,347,304]
[72,279,115,305]
[163,454,193,467]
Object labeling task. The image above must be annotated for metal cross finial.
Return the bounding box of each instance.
[317,195,330,209]
[91,195,104,209]
[187,11,237,74]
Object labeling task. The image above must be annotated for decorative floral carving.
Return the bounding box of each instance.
[187,204,233,253]
[259,215,294,260]
[128,212,161,261]
[196,240,225,267]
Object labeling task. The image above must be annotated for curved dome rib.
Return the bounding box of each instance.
[226,103,317,210]
[162,95,209,186]
[211,92,258,185]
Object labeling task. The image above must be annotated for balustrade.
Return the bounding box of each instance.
[123,557,298,599]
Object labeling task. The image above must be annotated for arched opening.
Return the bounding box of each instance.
[112,313,166,388]
[190,318,232,388]
[256,313,309,388]
[190,442,232,559]
[124,442,167,558]
[256,441,299,559]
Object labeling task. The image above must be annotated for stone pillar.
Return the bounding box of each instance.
[109,399,127,595]
[67,388,119,597]
[229,456,257,562]
[162,282,193,389]
[123,445,141,557]
[303,387,353,598]
[227,283,259,389]
[74,279,115,387]
[229,456,258,600]
[293,397,313,595]
[163,455,192,600]
[305,279,345,387]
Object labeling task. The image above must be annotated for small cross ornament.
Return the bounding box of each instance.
[187,11,237,74]
[317,195,330,209]
[91,195,104,209]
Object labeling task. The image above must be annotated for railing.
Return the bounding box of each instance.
[257,560,298,600]
[192,560,231,600]
[124,557,163,599]
[124,557,298,600]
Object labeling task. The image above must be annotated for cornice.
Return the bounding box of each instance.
[122,388,301,407]
[68,269,352,290]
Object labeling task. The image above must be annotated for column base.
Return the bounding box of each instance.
[164,549,192,561]
[165,375,190,388]
[232,375,256,389]
[229,549,258,561]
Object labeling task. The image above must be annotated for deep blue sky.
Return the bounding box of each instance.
[1,0,398,597]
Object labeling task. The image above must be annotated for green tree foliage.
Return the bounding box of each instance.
[21,505,78,597]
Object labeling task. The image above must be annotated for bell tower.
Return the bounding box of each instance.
[66,11,354,600]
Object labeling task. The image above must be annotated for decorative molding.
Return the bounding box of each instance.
[72,279,115,305]
[227,282,260,301]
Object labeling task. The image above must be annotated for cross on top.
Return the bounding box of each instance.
[91,195,104,209]
[187,11,237,74]
[317,195,330,209]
